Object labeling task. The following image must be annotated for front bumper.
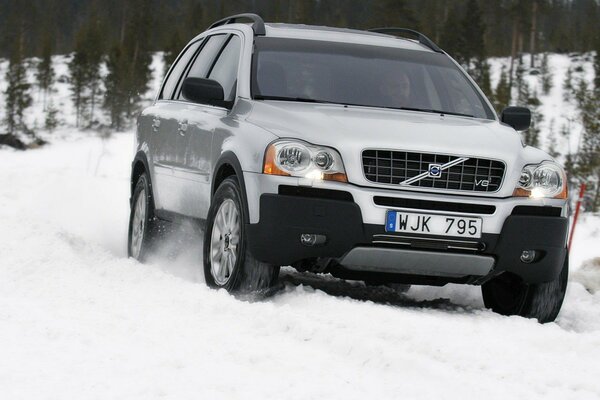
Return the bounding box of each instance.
[244,173,568,284]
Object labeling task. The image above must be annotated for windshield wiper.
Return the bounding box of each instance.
[254,95,339,105]
[395,107,474,118]
[255,96,474,118]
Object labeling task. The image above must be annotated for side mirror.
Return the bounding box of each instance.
[182,77,229,108]
[501,106,531,131]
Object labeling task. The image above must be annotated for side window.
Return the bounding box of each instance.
[176,34,228,100]
[208,35,242,102]
[160,40,203,100]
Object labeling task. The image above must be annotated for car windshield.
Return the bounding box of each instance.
[252,37,495,120]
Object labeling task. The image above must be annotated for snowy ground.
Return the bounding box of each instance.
[1,131,600,400]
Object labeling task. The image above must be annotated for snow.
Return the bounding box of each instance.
[1,53,600,399]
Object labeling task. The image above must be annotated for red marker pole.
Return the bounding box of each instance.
[568,183,587,250]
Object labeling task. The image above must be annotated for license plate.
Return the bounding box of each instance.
[385,211,482,238]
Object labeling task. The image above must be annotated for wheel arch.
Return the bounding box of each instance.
[212,151,251,223]
[131,151,152,206]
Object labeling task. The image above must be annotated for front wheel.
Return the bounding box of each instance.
[203,176,279,293]
[481,252,569,323]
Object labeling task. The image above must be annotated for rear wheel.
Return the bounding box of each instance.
[482,252,569,323]
[203,176,279,293]
[128,173,159,262]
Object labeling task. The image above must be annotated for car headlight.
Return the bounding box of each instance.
[513,162,567,199]
[263,140,347,182]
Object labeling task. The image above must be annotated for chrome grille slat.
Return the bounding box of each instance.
[363,150,505,193]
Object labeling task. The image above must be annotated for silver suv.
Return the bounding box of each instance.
[128,14,569,322]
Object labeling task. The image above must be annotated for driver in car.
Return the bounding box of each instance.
[380,69,411,108]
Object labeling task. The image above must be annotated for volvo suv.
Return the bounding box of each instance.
[128,14,569,322]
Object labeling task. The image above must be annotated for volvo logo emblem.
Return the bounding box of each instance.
[400,157,470,186]
[428,164,442,178]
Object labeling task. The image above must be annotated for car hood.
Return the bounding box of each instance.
[246,100,550,197]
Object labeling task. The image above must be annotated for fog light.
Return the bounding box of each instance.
[520,250,537,263]
[300,234,326,247]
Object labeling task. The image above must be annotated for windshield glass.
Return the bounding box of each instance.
[252,38,495,120]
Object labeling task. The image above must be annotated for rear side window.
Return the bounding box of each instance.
[208,35,241,102]
[160,40,203,99]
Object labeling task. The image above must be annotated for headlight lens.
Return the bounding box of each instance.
[514,162,567,199]
[263,140,347,182]
[277,145,311,172]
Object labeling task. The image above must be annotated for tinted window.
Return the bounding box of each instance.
[208,35,241,102]
[252,38,494,120]
[160,40,203,99]
[176,34,227,100]
[186,35,228,80]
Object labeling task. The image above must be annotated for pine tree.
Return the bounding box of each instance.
[494,66,511,112]
[163,28,184,77]
[515,58,528,105]
[524,89,542,147]
[36,34,54,110]
[3,31,32,136]
[369,0,417,30]
[563,66,573,102]
[104,44,129,130]
[69,28,89,128]
[473,59,493,100]
[440,6,465,64]
[546,121,560,158]
[594,35,600,92]
[511,57,541,146]
[461,0,485,67]
[162,0,206,77]
[575,80,600,211]
[84,14,105,128]
[45,100,59,132]
[460,0,493,98]
[561,122,578,181]
[104,0,153,130]
[539,52,552,95]
[69,15,105,129]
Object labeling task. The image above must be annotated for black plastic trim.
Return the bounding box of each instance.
[368,28,444,53]
[246,194,568,284]
[374,196,496,215]
[131,151,151,205]
[212,152,250,223]
[208,13,266,36]
[511,205,562,217]
[278,185,354,202]
[246,194,365,265]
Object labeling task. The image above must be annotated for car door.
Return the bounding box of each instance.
[150,39,203,212]
[152,34,227,214]
[174,34,241,219]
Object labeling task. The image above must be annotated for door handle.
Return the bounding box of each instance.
[152,117,161,132]
[178,120,188,136]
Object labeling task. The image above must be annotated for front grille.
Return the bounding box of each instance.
[362,150,505,193]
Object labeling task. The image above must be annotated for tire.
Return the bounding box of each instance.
[481,252,569,323]
[203,176,279,293]
[128,173,159,262]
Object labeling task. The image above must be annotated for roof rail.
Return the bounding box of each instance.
[208,13,266,36]
[368,28,444,53]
